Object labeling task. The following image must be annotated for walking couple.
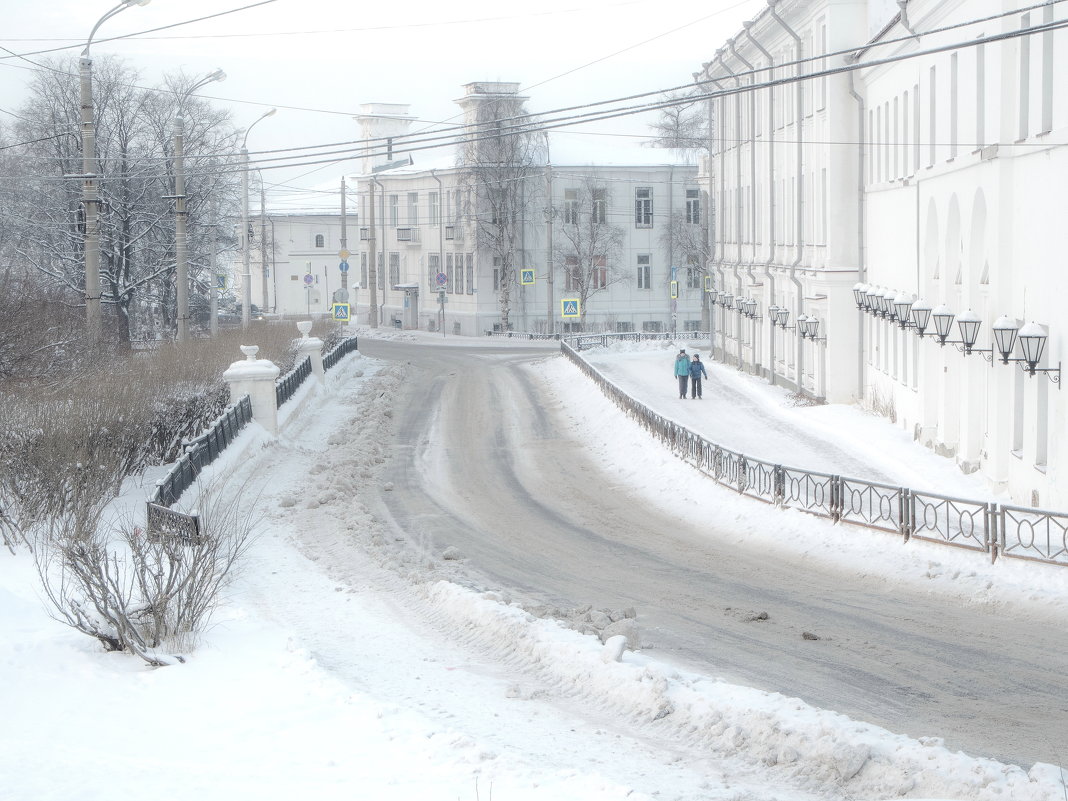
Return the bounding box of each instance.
[673,349,707,399]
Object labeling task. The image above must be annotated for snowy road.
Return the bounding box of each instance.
[361,337,1068,769]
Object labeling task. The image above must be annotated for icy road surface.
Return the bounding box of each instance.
[360,337,1068,770]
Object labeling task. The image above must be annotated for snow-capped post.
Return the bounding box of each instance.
[295,320,325,381]
[223,345,281,434]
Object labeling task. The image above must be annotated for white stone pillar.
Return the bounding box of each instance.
[295,320,325,380]
[223,345,281,435]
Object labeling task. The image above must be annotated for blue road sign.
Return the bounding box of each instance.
[436,271,448,287]
[331,302,351,322]
[520,268,535,285]
[561,299,580,318]
[339,260,349,273]
[304,274,314,285]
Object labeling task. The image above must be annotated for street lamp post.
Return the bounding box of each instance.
[240,108,276,328]
[79,0,151,343]
[174,68,225,342]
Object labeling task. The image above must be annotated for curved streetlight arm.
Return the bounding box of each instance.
[242,108,277,150]
[176,69,226,120]
[84,0,151,57]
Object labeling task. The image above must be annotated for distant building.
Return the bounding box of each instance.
[244,83,703,335]
[699,0,1068,507]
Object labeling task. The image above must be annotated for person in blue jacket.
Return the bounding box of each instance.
[673,349,691,399]
[689,352,708,399]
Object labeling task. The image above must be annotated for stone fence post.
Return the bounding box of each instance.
[223,345,280,434]
[295,320,325,380]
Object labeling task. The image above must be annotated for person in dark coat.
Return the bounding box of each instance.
[673,349,691,399]
[689,353,708,399]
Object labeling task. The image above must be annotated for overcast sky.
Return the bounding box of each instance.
[0,0,765,200]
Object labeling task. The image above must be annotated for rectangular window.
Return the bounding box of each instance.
[466,254,474,295]
[950,54,959,158]
[903,90,910,175]
[684,320,701,332]
[929,66,937,166]
[686,255,700,289]
[642,320,663,333]
[389,252,400,287]
[492,256,502,292]
[615,321,634,333]
[454,189,462,223]
[685,188,701,224]
[360,252,368,289]
[634,187,653,227]
[407,192,418,225]
[1019,14,1031,141]
[564,189,579,224]
[428,253,440,290]
[377,252,384,290]
[564,256,579,291]
[592,188,607,224]
[455,252,464,295]
[445,253,454,293]
[1041,5,1053,134]
[429,192,439,226]
[637,254,651,289]
[592,256,607,289]
[976,42,986,148]
[389,195,399,227]
[913,84,921,172]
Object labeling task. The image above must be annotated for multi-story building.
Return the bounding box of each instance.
[244,84,704,336]
[699,0,1068,507]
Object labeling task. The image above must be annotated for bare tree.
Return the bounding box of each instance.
[661,201,713,330]
[2,58,241,345]
[648,90,710,163]
[33,486,257,665]
[555,178,626,328]
[458,89,544,332]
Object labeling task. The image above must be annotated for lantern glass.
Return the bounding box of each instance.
[1018,322,1048,369]
[910,298,932,335]
[853,283,869,307]
[992,316,1019,362]
[893,293,914,322]
[881,291,896,317]
[956,310,982,348]
[775,307,790,327]
[865,287,881,312]
[932,305,955,341]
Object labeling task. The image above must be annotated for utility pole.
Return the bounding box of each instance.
[259,185,268,314]
[367,178,378,327]
[340,178,349,292]
[209,221,219,337]
[173,113,190,341]
[545,155,554,336]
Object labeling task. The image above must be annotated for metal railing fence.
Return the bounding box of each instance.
[276,356,311,407]
[561,335,1068,568]
[323,336,359,370]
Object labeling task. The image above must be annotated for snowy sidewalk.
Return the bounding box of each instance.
[578,337,997,504]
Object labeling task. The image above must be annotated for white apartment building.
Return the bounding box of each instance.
[700,0,1068,508]
[243,85,704,336]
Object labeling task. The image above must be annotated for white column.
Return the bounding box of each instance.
[223,345,280,434]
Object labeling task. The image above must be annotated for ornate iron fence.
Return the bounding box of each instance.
[147,395,254,542]
[323,336,359,370]
[560,335,1068,569]
[276,356,312,407]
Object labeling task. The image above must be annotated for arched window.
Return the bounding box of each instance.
[314,234,325,248]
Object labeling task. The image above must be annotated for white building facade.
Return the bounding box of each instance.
[249,86,704,337]
[700,0,1068,508]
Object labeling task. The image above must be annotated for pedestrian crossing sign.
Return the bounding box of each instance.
[331,302,351,322]
[520,268,536,285]
[704,275,713,292]
[561,299,580,318]
[216,274,227,290]
[670,280,679,299]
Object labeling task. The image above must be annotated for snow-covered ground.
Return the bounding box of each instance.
[2,329,1066,801]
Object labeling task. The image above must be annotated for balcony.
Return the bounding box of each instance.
[396,227,420,244]
[444,225,464,242]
